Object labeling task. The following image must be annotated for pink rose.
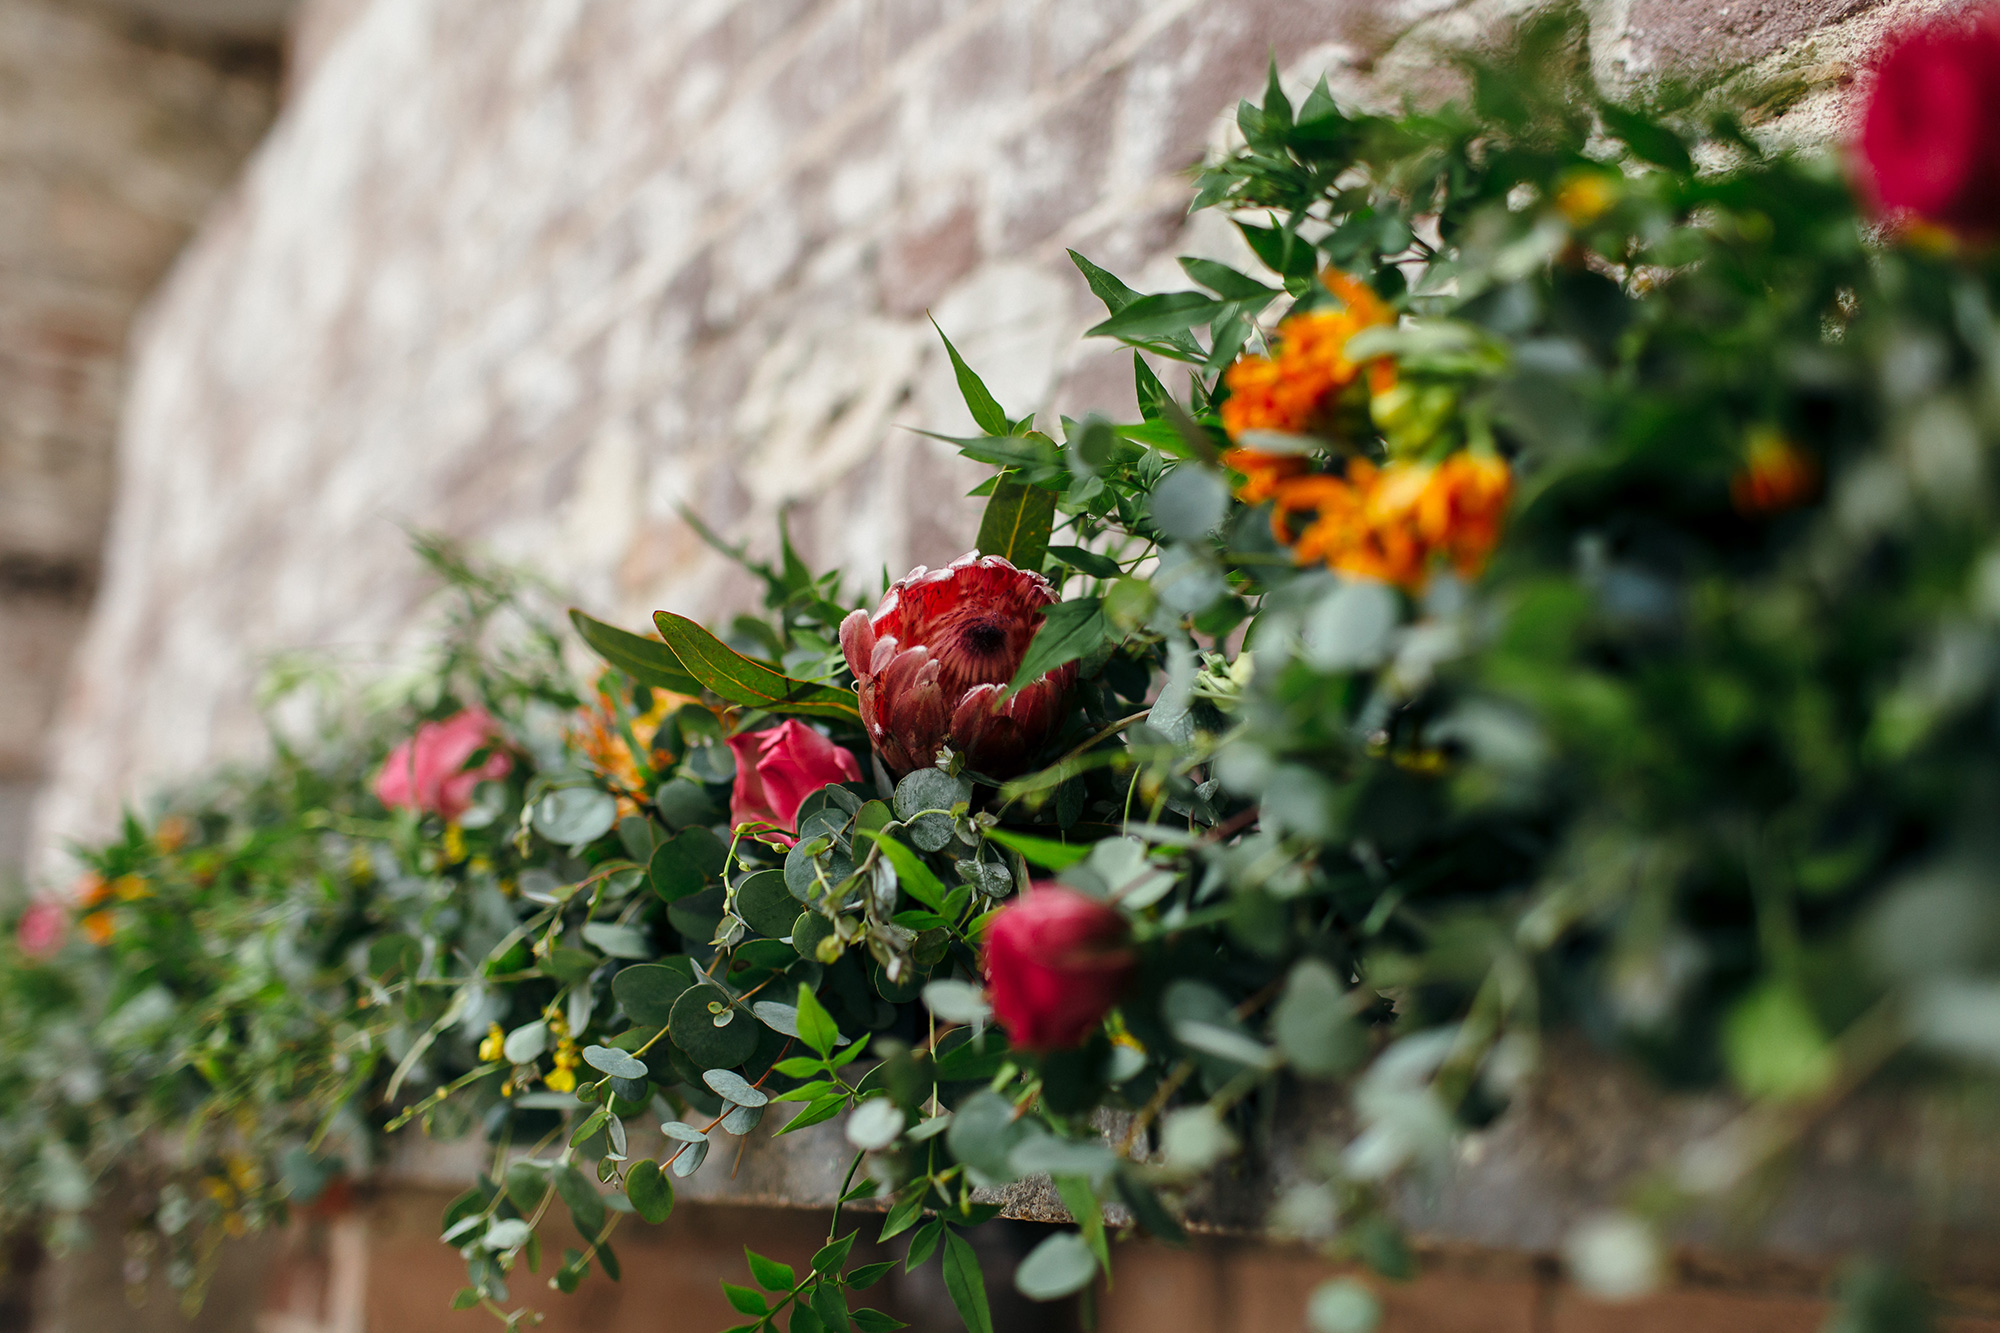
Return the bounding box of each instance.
[1859,10,2000,234]
[16,899,65,960]
[373,707,514,822]
[725,720,864,844]
[982,884,1136,1052]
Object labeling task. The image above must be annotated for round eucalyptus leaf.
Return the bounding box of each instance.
[625,1159,674,1225]
[720,1103,765,1136]
[791,912,834,961]
[1272,959,1367,1077]
[894,768,971,820]
[1014,1231,1099,1302]
[735,871,799,937]
[613,962,696,1027]
[502,1020,549,1065]
[582,1044,648,1079]
[702,1069,769,1108]
[1307,1279,1382,1333]
[1148,465,1230,541]
[669,1138,710,1177]
[668,984,758,1069]
[667,886,727,944]
[844,1098,905,1150]
[660,1120,710,1144]
[534,788,618,848]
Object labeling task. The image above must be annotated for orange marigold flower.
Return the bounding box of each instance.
[1418,452,1514,576]
[1220,272,1395,443]
[1731,433,1818,515]
[74,873,110,909]
[572,682,687,814]
[153,813,193,854]
[1222,446,1309,503]
[80,911,114,946]
[1271,452,1513,592]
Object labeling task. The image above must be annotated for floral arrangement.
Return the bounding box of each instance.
[10,7,2000,1331]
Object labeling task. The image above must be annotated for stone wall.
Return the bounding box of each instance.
[28,0,1962,867]
[0,0,278,879]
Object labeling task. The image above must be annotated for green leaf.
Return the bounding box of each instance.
[614,961,697,1026]
[941,1229,995,1333]
[569,609,704,694]
[651,611,861,723]
[1053,1176,1109,1276]
[932,319,1008,436]
[983,827,1091,871]
[625,1159,674,1224]
[747,1248,798,1291]
[1085,291,1221,343]
[554,1165,608,1242]
[975,474,1057,572]
[779,1094,851,1135]
[1067,249,1141,315]
[1046,545,1121,579]
[1014,1231,1098,1301]
[569,1109,611,1148]
[905,1218,943,1271]
[1724,982,1837,1101]
[1598,102,1693,174]
[724,1282,771,1316]
[1178,257,1277,301]
[451,1287,481,1311]
[878,1184,928,1242]
[848,1262,896,1291]
[812,1233,857,1275]
[856,830,946,911]
[812,1281,854,1333]
[795,982,840,1057]
[1005,599,1111,696]
[851,1311,909,1333]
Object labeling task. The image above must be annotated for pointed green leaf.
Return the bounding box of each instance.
[1005,599,1110,696]
[982,828,1091,871]
[747,1248,798,1291]
[855,830,946,911]
[652,612,860,722]
[941,1229,995,1333]
[794,983,840,1057]
[1066,249,1141,315]
[932,319,1008,436]
[569,609,704,694]
[975,474,1057,572]
[1085,292,1221,343]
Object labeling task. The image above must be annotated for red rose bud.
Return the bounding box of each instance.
[1860,10,2000,235]
[373,707,513,822]
[982,885,1135,1052]
[725,719,864,844]
[839,553,1076,777]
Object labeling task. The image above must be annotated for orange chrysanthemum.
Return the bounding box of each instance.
[1220,272,1395,443]
[1731,434,1818,515]
[1272,452,1513,592]
[572,683,687,814]
[80,911,114,947]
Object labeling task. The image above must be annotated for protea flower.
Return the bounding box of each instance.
[839,553,1076,777]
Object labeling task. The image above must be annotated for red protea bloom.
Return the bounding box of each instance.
[839,553,1076,777]
[1859,9,2000,235]
[983,885,1136,1051]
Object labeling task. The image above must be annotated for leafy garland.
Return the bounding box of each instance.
[10,9,2000,1331]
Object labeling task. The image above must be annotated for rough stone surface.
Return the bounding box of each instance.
[30,0,1961,868]
[0,0,277,879]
